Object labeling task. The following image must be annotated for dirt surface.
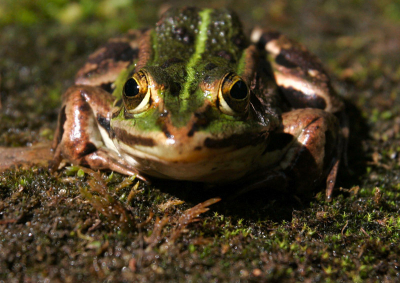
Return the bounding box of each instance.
[1,0,400,282]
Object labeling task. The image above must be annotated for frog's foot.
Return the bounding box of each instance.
[0,142,54,172]
[325,159,340,202]
[279,108,342,198]
[58,146,148,182]
[51,85,147,182]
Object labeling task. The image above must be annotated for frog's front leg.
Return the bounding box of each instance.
[52,85,146,180]
[277,108,341,199]
[232,108,341,200]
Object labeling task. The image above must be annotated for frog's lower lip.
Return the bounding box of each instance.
[114,136,226,163]
[113,135,269,182]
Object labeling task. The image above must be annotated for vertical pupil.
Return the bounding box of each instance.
[124,78,140,97]
[230,81,248,99]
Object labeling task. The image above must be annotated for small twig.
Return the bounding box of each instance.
[341,220,349,236]
[358,245,365,258]
[137,212,154,228]
[360,227,370,237]
[88,219,102,232]
[127,182,142,203]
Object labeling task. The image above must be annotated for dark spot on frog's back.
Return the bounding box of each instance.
[161,57,184,69]
[169,82,181,97]
[216,50,235,63]
[172,27,194,45]
[113,127,155,147]
[231,33,248,49]
[205,63,217,71]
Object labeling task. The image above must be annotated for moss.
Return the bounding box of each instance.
[1,0,400,282]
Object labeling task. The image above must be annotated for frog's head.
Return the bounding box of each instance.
[110,7,280,181]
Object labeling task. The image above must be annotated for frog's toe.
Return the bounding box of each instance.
[82,148,148,182]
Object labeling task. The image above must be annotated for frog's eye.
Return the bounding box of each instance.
[123,70,150,113]
[218,73,250,115]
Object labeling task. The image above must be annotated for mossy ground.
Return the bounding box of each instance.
[1,0,400,282]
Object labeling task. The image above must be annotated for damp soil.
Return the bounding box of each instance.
[1,0,400,282]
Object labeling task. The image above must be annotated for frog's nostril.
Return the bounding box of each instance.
[169,82,181,96]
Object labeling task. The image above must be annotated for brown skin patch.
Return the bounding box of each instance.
[86,42,137,64]
[52,85,115,166]
[74,36,142,87]
[135,30,153,72]
[274,38,326,76]
[281,86,327,109]
[240,46,258,85]
[76,60,132,86]
[113,127,156,147]
[256,31,344,114]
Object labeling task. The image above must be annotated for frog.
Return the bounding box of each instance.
[51,7,346,200]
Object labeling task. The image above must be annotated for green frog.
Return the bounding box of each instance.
[52,7,345,200]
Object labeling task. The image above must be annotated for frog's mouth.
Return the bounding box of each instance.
[112,125,266,159]
[110,128,269,182]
